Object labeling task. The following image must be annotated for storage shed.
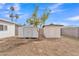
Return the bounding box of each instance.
[18,25,38,38]
[43,24,63,38]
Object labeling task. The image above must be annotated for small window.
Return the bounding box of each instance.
[0,25,3,31]
[4,25,7,31]
[0,25,7,31]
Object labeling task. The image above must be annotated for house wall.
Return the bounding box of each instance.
[61,27,79,38]
[43,26,62,38]
[0,21,15,39]
[15,25,19,36]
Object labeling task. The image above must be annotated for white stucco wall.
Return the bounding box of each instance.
[43,26,62,38]
[0,21,15,39]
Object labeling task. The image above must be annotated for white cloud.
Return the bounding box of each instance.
[19,13,30,19]
[51,9,64,13]
[0,11,9,15]
[67,16,79,21]
[4,14,9,18]
[53,22,69,26]
[14,3,20,11]
[59,23,69,26]
[39,3,64,13]
[49,3,64,13]
[13,3,20,11]
[0,3,6,9]
[50,3,63,10]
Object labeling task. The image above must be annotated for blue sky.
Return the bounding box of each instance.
[0,3,79,26]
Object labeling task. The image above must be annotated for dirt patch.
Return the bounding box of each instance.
[0,36,79,56]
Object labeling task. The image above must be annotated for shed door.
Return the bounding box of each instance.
[44,27,61,38]
[24,27,33,37]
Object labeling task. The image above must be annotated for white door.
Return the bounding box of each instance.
[44,27,61,38]
[24,27,33,37]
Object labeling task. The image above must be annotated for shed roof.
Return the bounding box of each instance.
[43,24,63,27]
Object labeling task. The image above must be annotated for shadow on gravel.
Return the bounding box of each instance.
[0,38,38,52]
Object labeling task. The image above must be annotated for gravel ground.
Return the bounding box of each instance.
[0,36,79,56]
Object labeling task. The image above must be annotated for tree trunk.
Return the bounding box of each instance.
[38,28,44,40]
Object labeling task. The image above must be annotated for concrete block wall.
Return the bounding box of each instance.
[61,27,79,38]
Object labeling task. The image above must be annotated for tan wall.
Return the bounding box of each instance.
[43,26,62,38]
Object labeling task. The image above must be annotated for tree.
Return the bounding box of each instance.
[15,14,19,22]
[9,6,15,22]
[40,9,51,27]
[26,6,40,27]
[10,6,15,11]
[26,18,34,25]
[9,13,14,22]
[26,6,51,40]
[9,6,19,22]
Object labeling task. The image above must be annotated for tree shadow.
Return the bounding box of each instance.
[0,39,38,52]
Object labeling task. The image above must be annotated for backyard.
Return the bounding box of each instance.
[0,36,79,56]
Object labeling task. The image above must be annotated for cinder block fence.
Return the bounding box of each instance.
[61,27,79,38]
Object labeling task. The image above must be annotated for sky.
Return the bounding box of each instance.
[0,3,79,26]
